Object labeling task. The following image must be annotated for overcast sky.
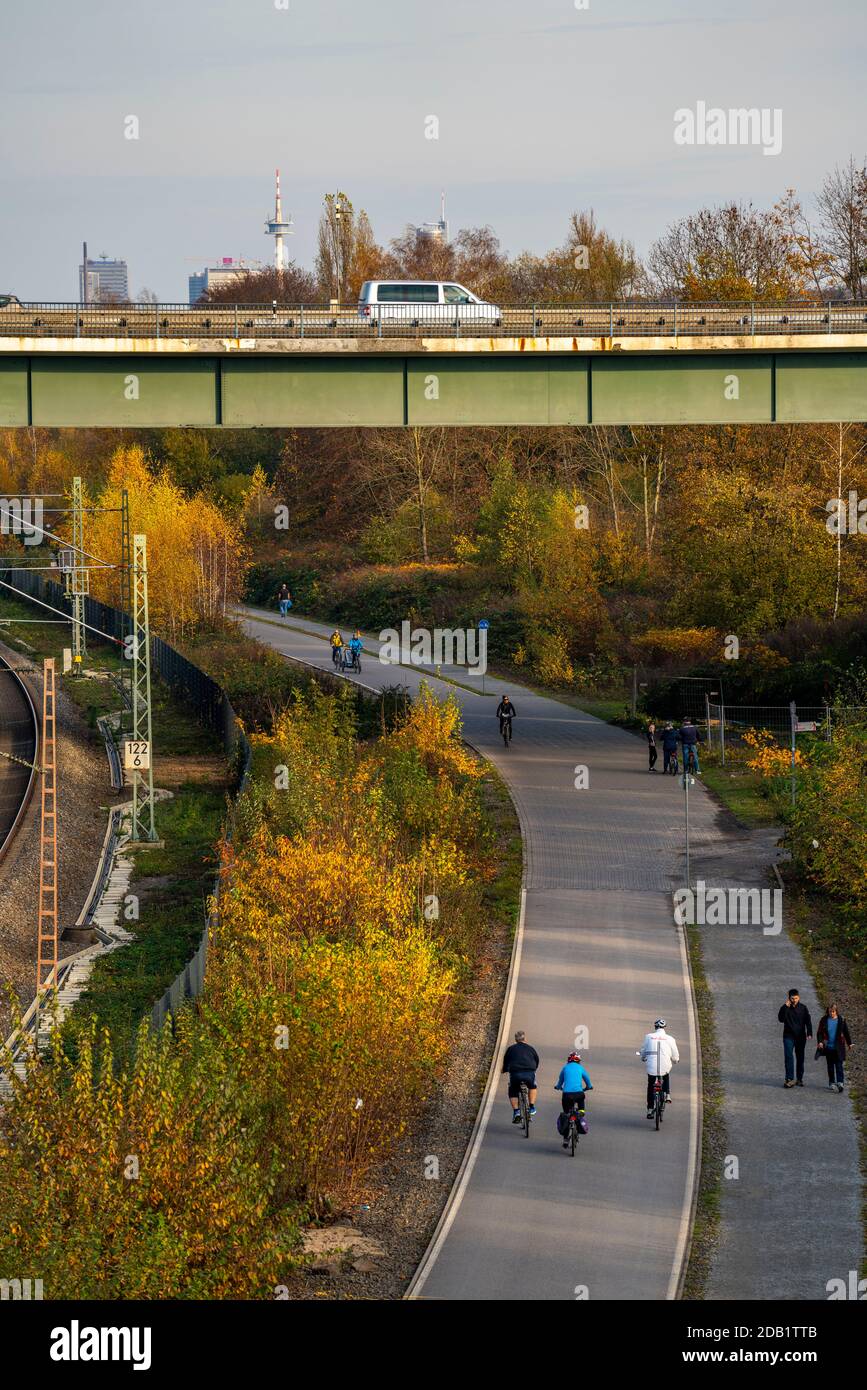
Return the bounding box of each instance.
[1,0,864,300]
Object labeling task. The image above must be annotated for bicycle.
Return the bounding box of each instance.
[565,1099,585,1156]
[500,715,513,748]
[331,644,343,668]
[651,1074,666,1130]
[518,1080,532,1138]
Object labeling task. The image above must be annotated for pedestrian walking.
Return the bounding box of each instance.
[661,722,678,774]
[778,987,813,1088]
[816,1003,853,1093]
[646,721,658,771]
[276,583,292,618]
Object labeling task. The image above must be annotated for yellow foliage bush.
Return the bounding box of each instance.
[743,727,804,777]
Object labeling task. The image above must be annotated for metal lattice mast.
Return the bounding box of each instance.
[131,533,157,842]
[120,488,132,727]
[67,476,89,671]
[36,658,58,998]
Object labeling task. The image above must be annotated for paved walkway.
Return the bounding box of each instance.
[240,607,862,1300]
[690,826,862,1300]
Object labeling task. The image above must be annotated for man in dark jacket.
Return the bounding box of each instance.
[679,717,701,774]
[778,988,813,1088]
[502,1029,539,1122]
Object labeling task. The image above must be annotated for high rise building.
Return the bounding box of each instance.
[415,193,449,246]
[79,252,129,302]
[188,257,261,305]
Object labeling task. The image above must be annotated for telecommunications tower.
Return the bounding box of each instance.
[264,169,293,271]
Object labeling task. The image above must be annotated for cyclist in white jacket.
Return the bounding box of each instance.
[639,1019,680,1118]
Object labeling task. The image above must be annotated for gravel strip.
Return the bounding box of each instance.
[0,643,118,1039]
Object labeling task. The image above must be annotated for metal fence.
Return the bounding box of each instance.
[705,700,832,765]
[2,300,867,340]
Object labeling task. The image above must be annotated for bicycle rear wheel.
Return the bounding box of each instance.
[570,1119,577,1156]
[520,1085,531,1138]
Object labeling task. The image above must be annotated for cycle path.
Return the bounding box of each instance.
[241,606,714,1301]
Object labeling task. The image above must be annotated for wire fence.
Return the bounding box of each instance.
[2,300,867,340]
[705,700,834,765]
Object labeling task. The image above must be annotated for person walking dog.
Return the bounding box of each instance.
[778,987,813,1088]
[816,1003,853,1093]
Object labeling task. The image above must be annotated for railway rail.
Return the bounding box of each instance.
[2,300,867,341]
[0,653,38,862]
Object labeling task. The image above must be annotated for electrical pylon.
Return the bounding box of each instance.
[66,476,89,672]
[119,488,132,728]
[36,657,58,999]
[131,533,157,843]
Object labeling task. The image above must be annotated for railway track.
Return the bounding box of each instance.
[0,653,38,862]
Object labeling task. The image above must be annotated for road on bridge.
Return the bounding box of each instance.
[240,607,717,1301]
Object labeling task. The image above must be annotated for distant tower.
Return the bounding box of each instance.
[264,169,293,271]
[415,191,449,246]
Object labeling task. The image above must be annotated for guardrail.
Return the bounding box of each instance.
[2,300,867,340]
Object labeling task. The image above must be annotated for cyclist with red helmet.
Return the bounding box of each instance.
[554,1051,593,1146]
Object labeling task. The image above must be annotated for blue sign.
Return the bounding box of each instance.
[478,619,489,630]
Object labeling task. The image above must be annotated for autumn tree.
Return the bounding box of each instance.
[315,193,385,301]
[648,201,807,300]
[202,262,318,305]
[816,158,867,300]
[86,444,247,636]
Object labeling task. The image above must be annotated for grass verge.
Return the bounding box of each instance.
[681,922,727,1300]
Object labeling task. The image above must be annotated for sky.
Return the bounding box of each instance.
[1,0,865,301]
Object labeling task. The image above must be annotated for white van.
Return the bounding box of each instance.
[358,281,501,326]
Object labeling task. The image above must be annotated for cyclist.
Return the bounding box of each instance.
[639,1018,679,1119]
[554,1051,593,1147]
[330,629,344,666]
[496,695,516,743]
[678,718,701,775]
[502,1029,539,1122]
[348,630,363,670]
[661,722,679,774]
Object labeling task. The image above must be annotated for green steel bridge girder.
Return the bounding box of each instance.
[0,351,865,426]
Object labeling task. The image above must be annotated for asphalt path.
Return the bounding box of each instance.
[241,606,717,1301]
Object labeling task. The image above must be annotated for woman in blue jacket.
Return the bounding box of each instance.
[555,1052,593,1144]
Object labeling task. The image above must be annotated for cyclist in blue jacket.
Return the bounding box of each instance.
[554,1051,593,1144]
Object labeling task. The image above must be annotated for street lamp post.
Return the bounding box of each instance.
[334,196,345,305]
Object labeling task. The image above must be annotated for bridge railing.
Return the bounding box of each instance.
[2,300,867,340]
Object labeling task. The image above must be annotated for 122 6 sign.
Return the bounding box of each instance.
[124,740,150,770]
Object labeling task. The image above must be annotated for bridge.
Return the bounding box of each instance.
[1,301,865,427]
